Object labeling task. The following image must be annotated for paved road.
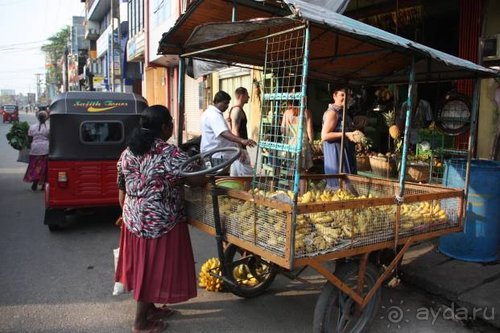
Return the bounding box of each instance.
[0,113,495,333]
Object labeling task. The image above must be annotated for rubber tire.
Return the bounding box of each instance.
[223,244,277,298]
[48,224,61,232]
[44,208,65,232]
[313,261,381,333]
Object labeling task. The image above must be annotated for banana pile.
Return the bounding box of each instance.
[232,264,263,287]
[210,182,450,255]
[399,201,448,230]
[198,257,223,292]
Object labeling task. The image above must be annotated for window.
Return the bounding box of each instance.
[128,0,144,38]
[80,121,124,144]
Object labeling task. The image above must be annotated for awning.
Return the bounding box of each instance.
[158,0,498,85]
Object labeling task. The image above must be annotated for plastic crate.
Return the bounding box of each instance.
[416,130,453,158]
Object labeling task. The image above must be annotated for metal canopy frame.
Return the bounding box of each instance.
[163,0,498,201]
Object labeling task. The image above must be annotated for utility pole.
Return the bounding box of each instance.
[35,73,43,104]
[64,46,69,92]
[110,0,122,92]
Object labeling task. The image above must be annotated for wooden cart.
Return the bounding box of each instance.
[184,173,463,331]
[160,1,498,331]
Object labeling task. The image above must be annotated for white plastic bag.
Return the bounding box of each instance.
[112,248,126,296]
[17,148,30,163]
[230,150,254,176]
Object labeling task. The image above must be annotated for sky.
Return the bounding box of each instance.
[0,0,85,95]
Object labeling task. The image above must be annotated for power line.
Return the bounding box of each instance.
[0,40,47,48]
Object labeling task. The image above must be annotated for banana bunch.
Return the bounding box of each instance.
[399,201,448,230]
[232,264,261,287]
[219,196,235,216]
[299,188,357,204]
[198,257,223,292]
[203,182,450,256]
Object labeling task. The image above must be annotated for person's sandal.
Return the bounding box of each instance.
[132,320,168,333]
[147,305,179,321]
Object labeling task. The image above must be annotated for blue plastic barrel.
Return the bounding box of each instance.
[439,159,500,262]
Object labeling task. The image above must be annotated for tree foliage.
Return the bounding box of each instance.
[41,26,70,91]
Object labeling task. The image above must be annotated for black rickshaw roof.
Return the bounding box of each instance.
[49,92,148,115]
[157,0,499,85]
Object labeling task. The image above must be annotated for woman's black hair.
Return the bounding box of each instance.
[127,105,173,155]
[37,111,48,131]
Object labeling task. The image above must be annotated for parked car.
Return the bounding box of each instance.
[2,104,19,123]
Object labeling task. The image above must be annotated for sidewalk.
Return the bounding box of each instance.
[400,240,500,328]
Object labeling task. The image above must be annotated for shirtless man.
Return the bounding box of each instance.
[227,87,254,176]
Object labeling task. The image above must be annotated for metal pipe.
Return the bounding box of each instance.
[398,56,416,199]
[181,25,306,58]
[232,0,237,21]
[463,79,481,214]
[339,86,348,173]
[177,58,186,146]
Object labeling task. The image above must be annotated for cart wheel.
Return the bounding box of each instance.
[313,262,381,333]
[223,244,277,298]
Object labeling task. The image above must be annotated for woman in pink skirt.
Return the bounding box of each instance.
[115,105,206,333]
[23,110,49,190]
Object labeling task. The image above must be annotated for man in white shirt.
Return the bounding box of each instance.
[201,91,256,169]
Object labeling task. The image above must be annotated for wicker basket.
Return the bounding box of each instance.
[369,156,397,178]
[356,155,371,171]
[406,163,430,182]
[311,142,323,157]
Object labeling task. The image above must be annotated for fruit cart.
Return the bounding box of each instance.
[160,1,498,331]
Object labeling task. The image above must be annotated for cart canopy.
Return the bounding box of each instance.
[158,0,498,85]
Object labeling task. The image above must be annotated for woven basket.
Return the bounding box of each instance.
[311,142,323,157]
[356,155,371,171]
[369,156,397,178]
[406,163,430,182]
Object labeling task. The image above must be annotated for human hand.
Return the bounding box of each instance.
[241,139,257,148]
[345,132,355,142]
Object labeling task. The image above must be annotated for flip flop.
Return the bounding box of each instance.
[132,320,168,333]
[147,305,179,321]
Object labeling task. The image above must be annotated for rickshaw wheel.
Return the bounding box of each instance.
[48,224,61,232]
[223,244,277,298]
[313,262,381,333]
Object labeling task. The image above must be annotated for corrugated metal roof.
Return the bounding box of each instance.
[157,0,498,84]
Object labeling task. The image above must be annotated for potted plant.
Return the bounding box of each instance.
[6,121,30,163]
[368,109,400,177]
[355,134,372,171]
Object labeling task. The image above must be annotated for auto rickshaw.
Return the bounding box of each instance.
[2,104,19,123]
[44,92,148,231]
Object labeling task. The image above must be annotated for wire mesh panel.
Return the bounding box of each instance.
[293,176,462,258]
[185,175,463,266]
[253,26,308,196]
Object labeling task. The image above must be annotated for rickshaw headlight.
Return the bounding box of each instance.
[58,172,68,183]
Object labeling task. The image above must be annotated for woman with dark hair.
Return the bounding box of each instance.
[322,88,358,188]
[115,105,206,333]
[23,110,49,190]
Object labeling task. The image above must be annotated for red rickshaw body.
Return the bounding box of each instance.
[44,92,148,228]
[2,104,19,123]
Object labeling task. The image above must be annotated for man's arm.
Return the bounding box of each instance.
[230,107,243,137]
[220,130,256,148]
